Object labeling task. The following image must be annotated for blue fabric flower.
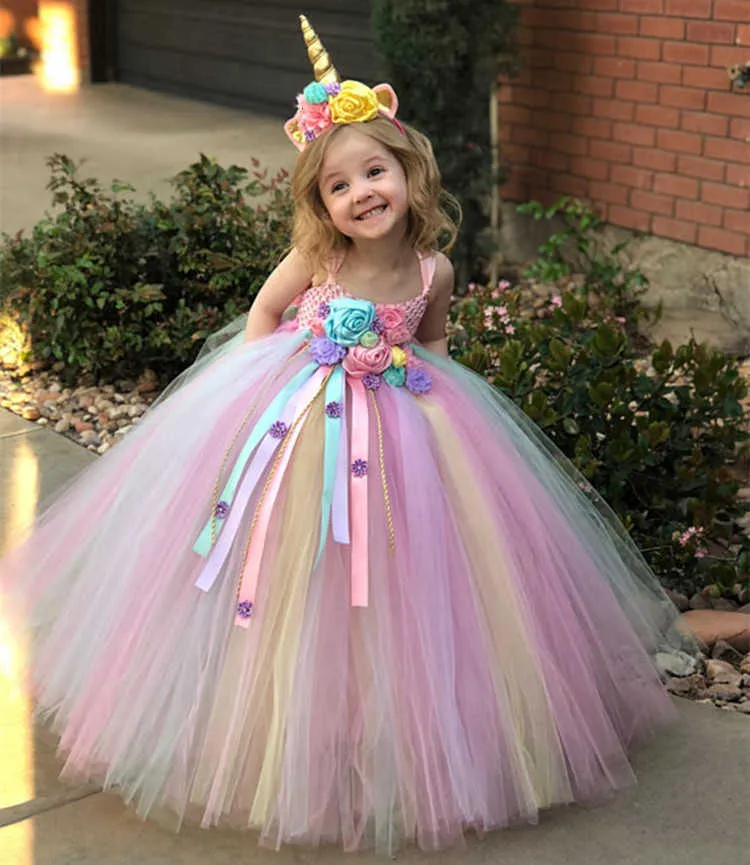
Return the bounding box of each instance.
[383,365,406,387]
[405,367,432,395]
[310,336,347,366]
[303,81,329,104]
[324,298,375,347]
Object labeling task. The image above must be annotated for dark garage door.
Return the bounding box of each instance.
[115,0,379,116]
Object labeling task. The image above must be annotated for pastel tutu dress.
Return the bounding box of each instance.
[0,251,690,853]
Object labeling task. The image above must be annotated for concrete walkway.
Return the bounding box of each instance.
[0,406,749,864]
[0,76,294,236]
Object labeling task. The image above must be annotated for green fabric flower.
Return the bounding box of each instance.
[383,365,406,387]
[303,82,329,104]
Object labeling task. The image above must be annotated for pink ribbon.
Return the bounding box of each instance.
[234,367,328,628]
[349,378,369,607]
[193,371,321,594]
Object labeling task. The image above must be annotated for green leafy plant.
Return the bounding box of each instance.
[449,200,750,597]
[0,154,292,382]
[373,0,518,282]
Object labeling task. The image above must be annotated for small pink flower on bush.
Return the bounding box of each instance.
[550,295,563,308]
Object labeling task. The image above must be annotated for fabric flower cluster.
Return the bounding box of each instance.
[308,298,431,395]
[292,79,380,145]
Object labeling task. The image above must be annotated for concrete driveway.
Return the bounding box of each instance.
[0,406,749,864]
[0,75,294,237]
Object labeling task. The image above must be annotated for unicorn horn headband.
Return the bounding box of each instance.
[284,14,401,151]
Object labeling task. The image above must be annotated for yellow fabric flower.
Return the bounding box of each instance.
[329,80,379,125]
[391,346,408,368]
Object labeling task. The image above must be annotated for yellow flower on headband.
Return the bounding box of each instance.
[329,81,380,125]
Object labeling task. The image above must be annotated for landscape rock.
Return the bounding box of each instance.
[655,650,698,679]
[680,610,750,653]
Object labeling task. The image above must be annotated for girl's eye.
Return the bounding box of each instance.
[368,167,385,178]
[331,181,347,193]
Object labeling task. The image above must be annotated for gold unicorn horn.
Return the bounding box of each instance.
[299,14,340,86]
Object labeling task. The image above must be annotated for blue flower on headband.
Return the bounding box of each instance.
[303,82,329,104]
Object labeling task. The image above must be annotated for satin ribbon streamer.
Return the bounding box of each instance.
[315,364,345,565]
[193,367,327,594]
[193,362,318,557]
[349,378,370,607]
[235,368,330,627]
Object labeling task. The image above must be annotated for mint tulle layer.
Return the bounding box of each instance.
[0,329,688,854]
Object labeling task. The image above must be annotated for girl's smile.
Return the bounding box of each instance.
[318,127,409,242]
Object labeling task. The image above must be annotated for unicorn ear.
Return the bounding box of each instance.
[373,84,398,118]
[284,117,306,151]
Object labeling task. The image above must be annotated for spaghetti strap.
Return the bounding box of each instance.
[326,250,346,285]
[418,252,438,298]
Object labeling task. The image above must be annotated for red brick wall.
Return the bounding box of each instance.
[500,0,750,257]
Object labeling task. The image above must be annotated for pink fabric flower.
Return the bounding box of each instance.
[310,319,325,337]
[376,304,411,345]
[342,340,392,377]
[296,96,332,138]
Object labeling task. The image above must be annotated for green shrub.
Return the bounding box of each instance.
[0,154,292,382]
[372,0,518,282]
[449,199,750,597]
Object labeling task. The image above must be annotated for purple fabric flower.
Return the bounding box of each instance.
[405,367,432,395]
[269,421,288,439]
[324,81,341,96]
[317,301,331,319]
[325,400,343,419]
[351,459,368,478]
[371,316,384,335]
[363,373,382,391]
[310,336,347,366]
[304,128,316,142]
[237,600,254,619]
[214,500,229,519]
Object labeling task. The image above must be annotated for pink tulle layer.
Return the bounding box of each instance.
[0,330,684,854]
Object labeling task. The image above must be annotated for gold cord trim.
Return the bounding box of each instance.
[369,389,395,555]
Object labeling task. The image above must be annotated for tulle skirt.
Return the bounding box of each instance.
[0,324,690,853]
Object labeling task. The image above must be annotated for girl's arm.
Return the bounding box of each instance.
[415,253,455,357]
[244,248,314,342]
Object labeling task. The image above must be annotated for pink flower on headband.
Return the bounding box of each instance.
[296,96,332,140]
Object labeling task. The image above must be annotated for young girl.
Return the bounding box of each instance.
[2,15,692,855]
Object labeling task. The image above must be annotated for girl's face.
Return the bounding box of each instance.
[317,127,409,244]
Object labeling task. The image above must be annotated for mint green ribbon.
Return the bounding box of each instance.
[315,363,345,566]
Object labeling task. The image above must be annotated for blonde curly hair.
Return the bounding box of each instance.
[290,116,460,275]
